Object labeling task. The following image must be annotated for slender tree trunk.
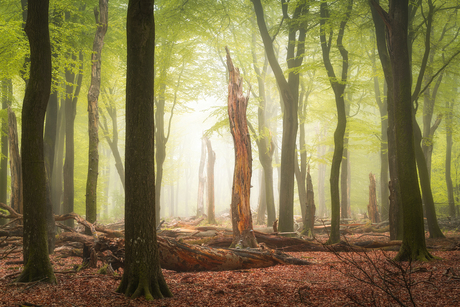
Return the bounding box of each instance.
[257,169,266,225]
[368,172,379,223]
[305,168,316,236]
[117,0,172,299]
[206,138,216,224]
[155,82,167,226]
[226,47,257,248]
[319,0,353,244]
[51,100,65,215]
[317,126,327,218]
[446,100,455,217]
[341,101,350,221]
[7,107,22,214]
[84,0,108,264]
[0,79,11,208]
[16,0,56,283]
[197,136,206,217]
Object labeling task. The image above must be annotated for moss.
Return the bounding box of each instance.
[98,264,108,274]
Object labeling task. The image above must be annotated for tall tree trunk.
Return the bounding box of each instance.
[369,0,402,240]
[372,0,433,261]
[319,0,353,244]
[7,107,22,214]
[16,0,56,283]
[84,0,108,264]
[196,136,206,217]
[155,81,166,226]
[446,100,455,217]
[305,167,316,236]
[206,138,216,224]
[1,79,11,208]
[250,21,276,227]
[295,87,308,227]
[341,100,351,220]
[226,47,257,249]
[51,100,65,216]
[317,126,327,218]
[253,0,308,232]
[257,169,266,225]
[117,1,172,299]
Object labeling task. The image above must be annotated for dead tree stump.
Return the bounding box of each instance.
[368,172,380,223]
[226,47,257,248]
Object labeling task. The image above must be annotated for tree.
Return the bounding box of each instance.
[16,0,56,283]
[252,0,308,232]
[445,99,455,217]
[319,0,353,244]
[0,80,11,208]
[205,137,216,224]
[117,0,172,299]
[371,0,433,261]
[226,47,257,249]
[84,0,108,263]
[196,136,206,216]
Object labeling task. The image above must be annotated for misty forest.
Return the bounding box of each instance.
[1,0,460,306]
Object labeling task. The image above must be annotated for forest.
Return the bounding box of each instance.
[1,0,460,306]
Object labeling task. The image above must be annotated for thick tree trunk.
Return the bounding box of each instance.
[117,1,172,300]
[226,47,257,249]
[372,0,433,261]
[369,0,402,240]
[319,0,353,244]
[445,100,455,217]
[7,107,22,214]
[17,0,56,283]
[196,136,206,217]
[205,138,216,224]
[368,173,379,223]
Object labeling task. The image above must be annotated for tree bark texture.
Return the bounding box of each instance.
[369,0,402,240]
[205,137,216,224]
[196,136,206,217]
[319,0,353,244]
[367,173,379,223]
[372,0,433,261]
[117,0,172,300]
[86,0,108,226]
[7,107,22,214]
[226,47,257,249]
[51,101,66,216]
[17,0,56,283]
[253,0,308,232]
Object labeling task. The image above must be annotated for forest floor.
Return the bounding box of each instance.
[1,232,459,307]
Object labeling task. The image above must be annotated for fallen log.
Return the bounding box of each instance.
[56,231,311,272]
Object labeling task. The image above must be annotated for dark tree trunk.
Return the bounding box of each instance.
[117,0,172,300]
[155,81,166,226]
[84,0,108,264]
[369,0,402,240]
[372,0,433,261]
[319,0,353,244]
[446,100,455,217]
[206,137,216,224]
[253,0,308,232]
[7,107,22,214]
[226,47,257,249]
[196,136,206,217]
[16,0,56,283]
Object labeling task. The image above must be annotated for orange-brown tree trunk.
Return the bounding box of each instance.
[226,47,257,248]
[368,172,380,223]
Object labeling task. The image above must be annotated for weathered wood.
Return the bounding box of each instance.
[305,168,316,236]
[368,172,380,223]
[226,47,257,248]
